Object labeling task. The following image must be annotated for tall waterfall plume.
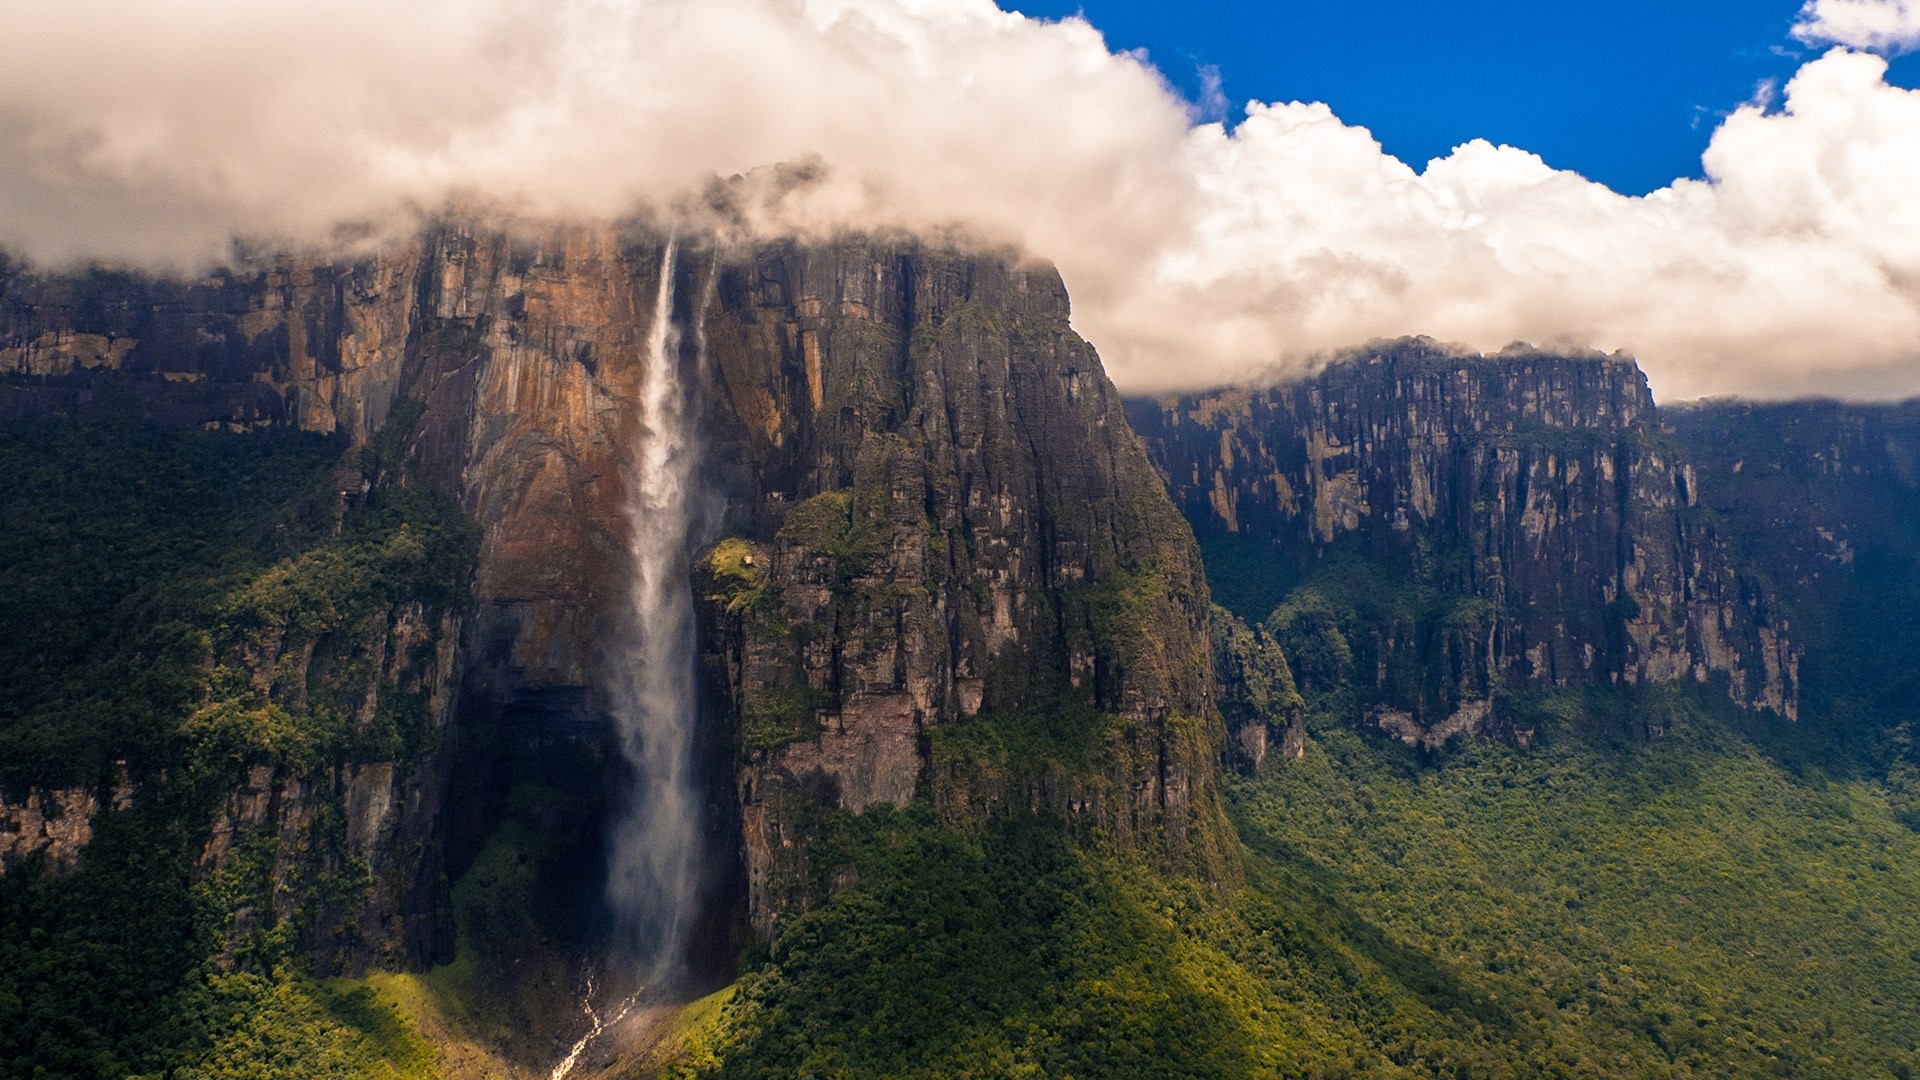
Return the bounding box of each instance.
[608,239,707,981]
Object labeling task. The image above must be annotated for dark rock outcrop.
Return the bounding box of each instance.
[1669,398,1920,731]
[1128,339,1799,745]
[0,254,418,437]
[0,778,131,876]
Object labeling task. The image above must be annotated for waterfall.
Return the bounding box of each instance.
[607,239,705,981]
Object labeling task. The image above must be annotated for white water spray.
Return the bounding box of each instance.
[606,238,705,979]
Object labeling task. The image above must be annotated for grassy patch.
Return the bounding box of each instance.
[702,538,772,615]
[168,968,437,1080]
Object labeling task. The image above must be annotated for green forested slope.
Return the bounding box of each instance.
[1231,698,1920,1078]
[0,420,335,791]
[0,419,466,1079]
[671,693,1920,1078]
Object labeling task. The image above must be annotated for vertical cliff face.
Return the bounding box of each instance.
[0,253,419,438]
[1208,606,1305,772]
[0,248,488,937]
[688,241,1232,930]
[0,224,1230,964]
[378,228,1233,940]
[1669,399,1920,732]
[196,596,468,974]
[1127,340,1798,745]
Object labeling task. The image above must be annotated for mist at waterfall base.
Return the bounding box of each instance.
[604,240,715,988]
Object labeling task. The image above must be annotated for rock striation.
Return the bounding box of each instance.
[688,241,1232,930]
[1127,339,1799,745]
[1669,398,1920,728]
[0,224,1232,962]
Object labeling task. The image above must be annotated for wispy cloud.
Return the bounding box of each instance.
[1192,63,1230,124]
[0,0,1916,401]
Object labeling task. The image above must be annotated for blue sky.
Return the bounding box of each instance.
[1007,0,1920,194]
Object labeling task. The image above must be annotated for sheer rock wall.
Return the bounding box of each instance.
[1128,341,1799,744]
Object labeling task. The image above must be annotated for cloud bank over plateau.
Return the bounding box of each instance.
[2,0,1918,400]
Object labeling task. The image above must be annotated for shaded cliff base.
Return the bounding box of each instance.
[356,796,678,1080]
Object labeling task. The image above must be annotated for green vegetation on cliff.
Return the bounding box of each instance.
[671,690,1920,1078]
[928,698,1123,786]
[0,419,470,1079]
[0,420,334,792]
[670,808,1270,1079]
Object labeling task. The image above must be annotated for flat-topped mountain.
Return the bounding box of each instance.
[1127,340,1799,748]
[0,224,1230,997]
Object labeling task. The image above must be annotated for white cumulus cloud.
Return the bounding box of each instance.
[1125,49,1920,400]
[1793,0,1920,53]
[0,0,1917,401]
